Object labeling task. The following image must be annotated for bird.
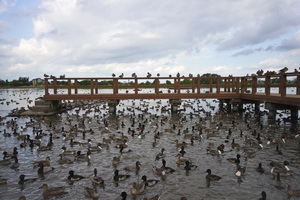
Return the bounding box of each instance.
[259,191,267,200]
[10,156,20,169]
[41,184,68,199]
[175,153,190,165]
[61,146,76,156]
[161,159,175,173]
[157,73,160,77]
[67,170,85,181]
[206,169,221,180]
[131,181,145,195]
[112,73,116,77]
[113,170,130,181]
[44,73,49,78]
[152,165,166,176]
[235,166,246,177]
[33,156,51,168]
[18,174,37,185]
[155,148,165,160]
[0,178,7,185]
[227,154,241,164]
[256,163,265,173]
[92,168,104,186]
[57,154,73,164]
[124,161,141,172]
[287,185,300,197]
[141,175,159,187]
[184,160,197,171]
[37,162,55,175]
[84,185,100,199]
[112,155,121,166]
[273,173,285,189]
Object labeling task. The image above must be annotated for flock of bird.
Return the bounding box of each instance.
[0,89,300,199]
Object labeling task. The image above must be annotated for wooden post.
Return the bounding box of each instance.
[197,78,200,94]
[297,75,300,95]
[53,79,57,94]
[95,79,98,94]
[280,74,287,97]
[235,77,240,94]
[74,79,78,94]
[192,78,195,93]
[113,78,118,94]
[210,79,213,93]
[68,79,71,95]
[265,76,270,95]
[44,78,49,95]
[252,76,257,94]
[90,79,94,95]
[155,78,159,94]
[216,78,220,94]
[134,78,138,94]
[174,79,177,93]
[177,78,181,94]
[241,77,245,94]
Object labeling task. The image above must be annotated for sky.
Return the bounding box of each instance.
[0,0,300,80]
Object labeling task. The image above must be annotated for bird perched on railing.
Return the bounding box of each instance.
[132,73,137,78]
[157,73,160,77]
[119,73,124,78]
[189,73,193,78]
[112,73,116,77]
[50,75,56,79]
[59,75,65,78]
[279,67,288,74]
[147,72,152,78]
[177,72,180,77]
[44,74,49,78]
[256,69,264,76]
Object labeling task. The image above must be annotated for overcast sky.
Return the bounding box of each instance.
[0,0,300,80]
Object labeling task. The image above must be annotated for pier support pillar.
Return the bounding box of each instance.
[254,102,260,115]
[265,102,277,120]
[170,99,181,113]
[291,106,299,128]
[108,100,119,113]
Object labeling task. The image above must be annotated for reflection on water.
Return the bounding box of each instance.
[0,89,299,200]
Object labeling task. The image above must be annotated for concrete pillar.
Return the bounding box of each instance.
[238,103,243,112]
[170,99,181,113]
[232,104,238,112]
[265,102,276,120]
[108,100,119,113]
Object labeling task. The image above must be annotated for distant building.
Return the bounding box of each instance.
[32,78,44,86]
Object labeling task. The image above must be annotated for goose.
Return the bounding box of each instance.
[112,155,121,166]
[256,163,265,173]
[176,154,191,165]
[57,154,73,164]
[41,184,68,198]
[84,185,100,198]
[75,150,91,162]
[227,154,241,164]
[61,146,76,156]
[124,161,141,172]
[92,168,104,186]
[141,175,159,187]
[184,160,197,170]
[152,165,166,176]
[259,191,267,200]
[155,148,165,160]
[287,185,300,197]
[235,166,246,177]
[206,169,221,180]
[161,159,175,173]
[18,174,37,185]
[67,170,85,181]
[33,156,51,168]
[119,191,127,200]
[37,163,55,175]
[113,170,130,181]
[131,181,145,195]
[10,156,20,169]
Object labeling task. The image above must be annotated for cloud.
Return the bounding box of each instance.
[275,31,300,51]
[1,0,300,79]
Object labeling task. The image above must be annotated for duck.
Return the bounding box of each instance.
[161,159,175,173]
[270,160,290,174]
[119,191,127,200]
[227,154,241,164]
[18,174,37,185]
[235,166,246,177]
[10,156,20,169]
[84,185,100,199]
[0,178,7,185]
[41,184,68,198]
[143,194,161,200]
[155,148,165,160]
[256,163,265,173]
[75,150,91,162]
[176,154,191,165]
[92,168,104,186]
[152,165,166,176]
[184,160,197,171]
[88,143,102,152]
[141,175,159,187]
[33,156,51,168]
[206,169,221,180]
[61,146,76,156]
[124,161,141,172]
[259,191,267,200]
[38,163,55,175]
[112,155,121,166]
[287,185,300,197]
[68,170,85,181]
[273,173,284,189]
[57,154,73,164]
[131,181,145,195]
[113,170,130,181]
[274,145,282,155]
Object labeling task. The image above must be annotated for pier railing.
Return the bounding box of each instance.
[43,72,300,107]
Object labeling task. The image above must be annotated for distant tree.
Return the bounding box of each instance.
[181,79,192,85]
[166,80,171,85]
[200,73,221,84]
